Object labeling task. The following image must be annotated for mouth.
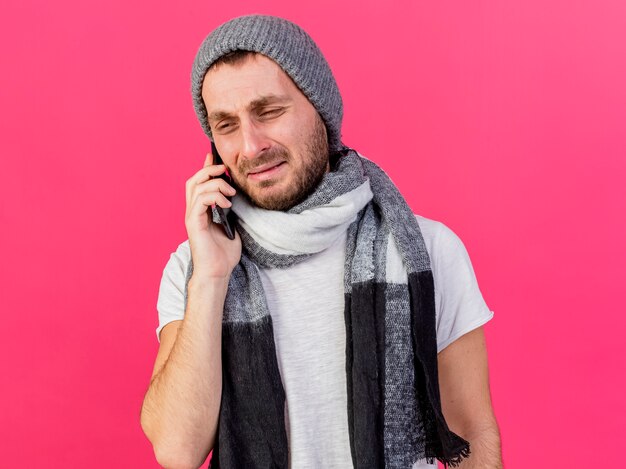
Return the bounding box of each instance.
[247,161,287,181]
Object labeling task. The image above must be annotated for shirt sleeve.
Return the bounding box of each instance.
[155,239,191,342]
[415,216,494,353]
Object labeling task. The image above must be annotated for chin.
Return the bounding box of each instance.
[237,155,328,210]
[250,191,299,211]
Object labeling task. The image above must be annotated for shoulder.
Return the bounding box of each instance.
[413,213,466,263]
[412,212,480,288]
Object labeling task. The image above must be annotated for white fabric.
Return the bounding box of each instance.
[155,214,494,468]
[232,179,373,255]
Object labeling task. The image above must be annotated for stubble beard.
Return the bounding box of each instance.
[230,116,330,211]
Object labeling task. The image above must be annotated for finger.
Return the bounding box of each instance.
[185,164,227,205]
[191,164,227,188]
[202,163,227,177]
[188,180,236,216]
[204,150,213,167]
[188,181,235,213]
[193,178,237,198]
[191,163,227,183]
[186,188,233,222]
[191,191,233,214]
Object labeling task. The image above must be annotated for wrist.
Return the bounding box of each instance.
[189,273,230,293]
[185,276,230,320]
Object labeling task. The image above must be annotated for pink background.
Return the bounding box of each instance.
[1,0,624,467]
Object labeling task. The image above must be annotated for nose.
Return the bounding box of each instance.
[239,118,270,160]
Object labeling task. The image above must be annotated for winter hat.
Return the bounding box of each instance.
[191,14,344,151]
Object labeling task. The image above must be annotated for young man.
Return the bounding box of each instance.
[141,14,502,469]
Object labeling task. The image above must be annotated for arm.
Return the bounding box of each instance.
[140,276,228,469]
[141,150,242,469]
[437,326,502,468]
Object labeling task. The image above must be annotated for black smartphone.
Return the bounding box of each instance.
[210,141,236,240]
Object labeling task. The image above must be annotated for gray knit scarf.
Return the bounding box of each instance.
[183,149,471,468]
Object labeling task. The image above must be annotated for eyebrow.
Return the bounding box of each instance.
[207,94,291,124]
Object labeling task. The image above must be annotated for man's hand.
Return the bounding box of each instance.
[185,150,241,279]
[438,326,503,468]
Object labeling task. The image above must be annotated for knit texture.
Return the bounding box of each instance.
[183,149,471,468]
[190,14,344,151]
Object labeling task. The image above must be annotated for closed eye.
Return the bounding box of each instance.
[215,121,237,133]
[259,108,285,119]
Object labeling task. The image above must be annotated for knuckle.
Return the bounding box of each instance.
[201,192,217,203]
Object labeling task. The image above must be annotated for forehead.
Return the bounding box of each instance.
[201,54,305,114]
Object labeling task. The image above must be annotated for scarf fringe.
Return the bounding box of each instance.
[433,440,472,468]
[418,400,472,467]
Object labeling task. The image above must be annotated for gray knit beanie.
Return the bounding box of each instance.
[191,14,344,151]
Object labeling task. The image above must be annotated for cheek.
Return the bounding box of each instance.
[276,115,318,151]
[271,122,301,144]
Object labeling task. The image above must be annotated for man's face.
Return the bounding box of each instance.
[202,53,330,211]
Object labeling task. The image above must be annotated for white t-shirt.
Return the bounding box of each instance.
[155,214,494,469]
